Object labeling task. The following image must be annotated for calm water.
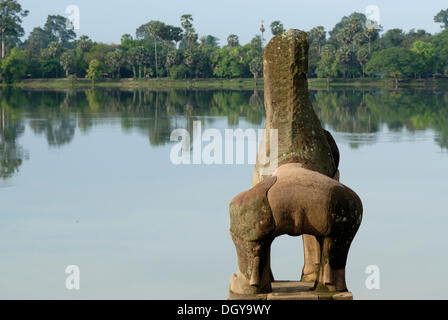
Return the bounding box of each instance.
[1,88,447,299]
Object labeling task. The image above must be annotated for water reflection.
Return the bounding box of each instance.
[1,87,448,180]
[0,107,28,180]
[312,89,448,150]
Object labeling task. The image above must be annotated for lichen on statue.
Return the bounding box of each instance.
[229,29,363,298]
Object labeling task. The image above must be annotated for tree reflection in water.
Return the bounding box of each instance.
[1,87,448,180]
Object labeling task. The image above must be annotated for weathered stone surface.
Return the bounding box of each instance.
[228,280,353,300]
[268,164,362,238]
[229,29,362,300]
[250,29,341,285]
[229,164,363,295]
[228,273,270,299]
[271,280,314,292]
[332,292,354,300]
[252,29,337,186]
[230,176,277,242]
[267,291,318,300]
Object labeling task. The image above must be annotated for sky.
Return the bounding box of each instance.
[19,0,448,45]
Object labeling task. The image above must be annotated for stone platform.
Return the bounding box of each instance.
[228,275,353,300]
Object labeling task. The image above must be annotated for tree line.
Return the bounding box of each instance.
[308,9,448,84]
[0,0,447,83]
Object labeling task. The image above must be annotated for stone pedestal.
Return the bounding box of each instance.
[228,275,353,300]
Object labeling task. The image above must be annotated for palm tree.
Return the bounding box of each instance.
[181,14,198,49]
[127,47,140,79]
[336,46,352,78]
[357,47,369,77]
[363,27,378,53]
[227,34,239,47]
[60,50,75,77]
[148,21,165,78]
[249,57,263,85]
[77,35,92,54]
[313,26,326,54]
[270,21,284,35]
[106,50,124,79]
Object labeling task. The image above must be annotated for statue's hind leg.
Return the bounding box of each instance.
[317,237,338,291]
[301,235,321,282]
[268,246,275,282]
[328,236,358,292]
[301,170,341,283]
[312,237,336,292]
[327,185,363,292]
[311,236,350,292]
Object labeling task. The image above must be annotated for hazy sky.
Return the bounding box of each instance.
[19,0,448,45]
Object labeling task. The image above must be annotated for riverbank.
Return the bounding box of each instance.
[309,77,448,89]
[2,77,448,90]
[9,78,264,90]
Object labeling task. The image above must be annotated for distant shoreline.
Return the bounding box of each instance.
[2,77,447,90]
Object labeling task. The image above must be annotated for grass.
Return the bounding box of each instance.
[308,78,448,89]
[7,78,264,90]
[2,77,447,90]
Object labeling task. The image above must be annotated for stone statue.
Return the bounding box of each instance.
[228,30,363,299]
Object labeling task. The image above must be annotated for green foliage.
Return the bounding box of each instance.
[270,21,284,35]
[127,46,150,78]
[169,64,188,79]
[141,20,182,43]
[85,59,102,82]
[180,14,198,48]
[1,47,27,83]
[366,47,417,79]
[249,57,262,83]
[357,46,370,77]
[212,46,248,78]
[106,50,124,79]
[380,28,405,48]
[1,7,447,82]
[120,34,135,51]
[335,46,354,77]
[401,29,431,48]
[411,41,437,75]
[431,28,448,73]
[434,8,448,29]
[77,35,93,53]
[23,27,50,57]
[316,45,338,78]
[40,41,62,60]
[200,35,219,48]
[0,0,29,58]
[60,50,75,77]
[44,15,76,45]
[84,43,115,64]
[41,59,63,78]
[227,34,239,47]
[308,26,326,54]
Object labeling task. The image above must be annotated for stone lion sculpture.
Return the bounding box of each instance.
[229,163,363,295]
[228,29,363,299]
